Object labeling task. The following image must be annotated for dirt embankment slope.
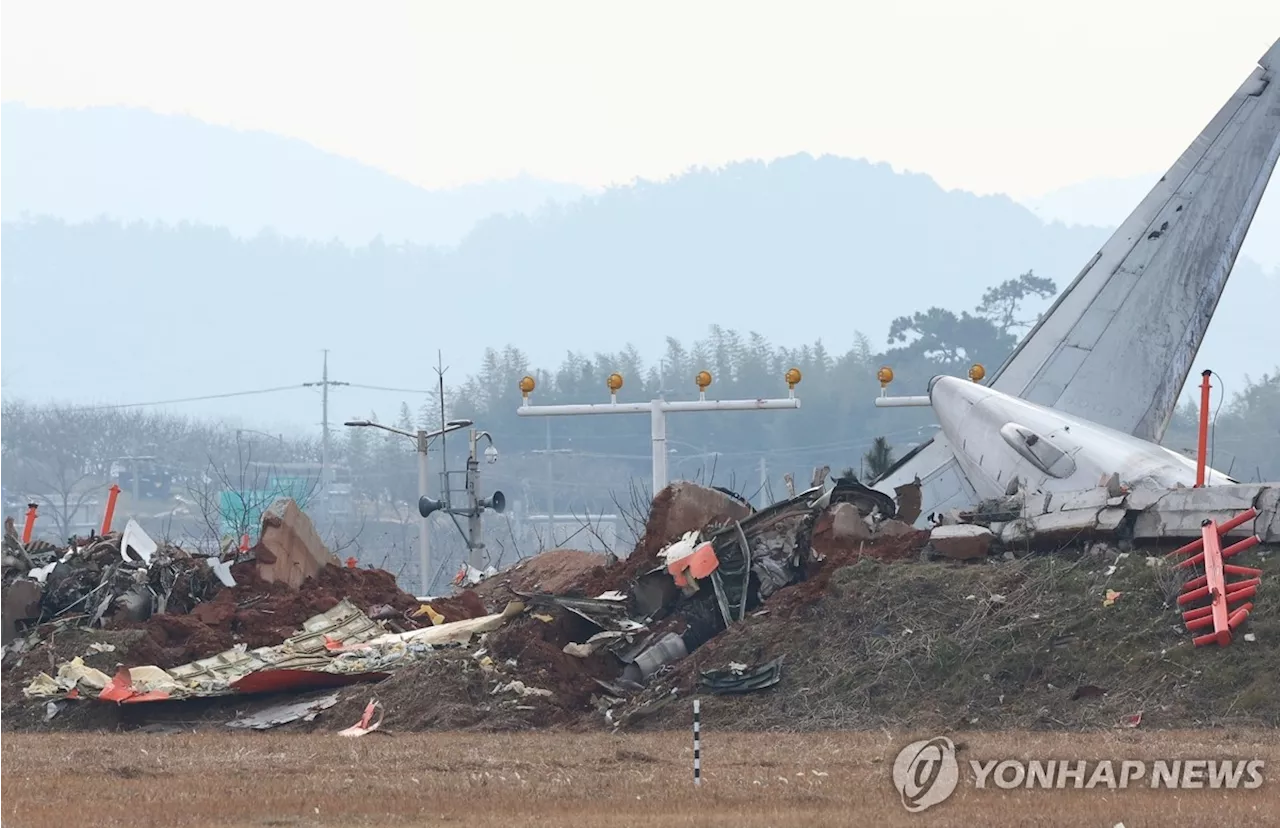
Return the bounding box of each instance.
[621,547,1278,732]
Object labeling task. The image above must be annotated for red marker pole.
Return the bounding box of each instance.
[101,484,122,535]
[1195,370,1212,487]
[21,503,38,544]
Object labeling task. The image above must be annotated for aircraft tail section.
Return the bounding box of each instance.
[874,39,1280,519]
[987,38,1280,442]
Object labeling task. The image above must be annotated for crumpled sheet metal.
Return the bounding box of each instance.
[47,599,522,703]
[699,656,784,694]
[23,598,425,703]
[21,656,112,699]
[226,692,340,730]
[5,526,227,640]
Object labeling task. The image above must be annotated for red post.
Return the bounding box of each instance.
[101,484,122,535]
[240,534,250,552]
[1195,370,1212,487]
[1201,519,1230,647]
[21,503,38,544]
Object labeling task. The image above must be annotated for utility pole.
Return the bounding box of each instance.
[303,350,348,520]
[344,417,474,596]
[458,427,500,570]
[467,429,482,565]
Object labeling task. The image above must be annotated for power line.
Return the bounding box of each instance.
[49,376,432,414]
[68,385,305,411]
[347,383,435,394]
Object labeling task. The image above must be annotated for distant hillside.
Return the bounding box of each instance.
[2,153,1273,427]
[0,103,585,246]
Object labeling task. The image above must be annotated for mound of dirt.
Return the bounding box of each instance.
[471,549,607,606]
[767,529,929,616]
[110,563,431,668]
[488,611,620,711]
[618,545,1280,732]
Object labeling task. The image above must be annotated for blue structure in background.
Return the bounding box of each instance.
[218,476,316,539]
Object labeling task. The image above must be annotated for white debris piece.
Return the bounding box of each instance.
[205,557,236,587]
[659,531,702,566]
[120,519,158,566]
[493,680,553,698]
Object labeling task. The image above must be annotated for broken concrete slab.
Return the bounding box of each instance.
[811,502,870,553]
[929,524,993,560]
[256,498,340,589]
[894,480,923,526]
[1258,488,1280,544]
[647,483,753,549]
[828,503,872,541]
[876,519,918,538]
[1128,485,1273,541]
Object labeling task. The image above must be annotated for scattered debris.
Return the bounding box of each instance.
[338,699,384,737]
[700,657,783,694]
[3,475,1273,735]
[227,692,340,730]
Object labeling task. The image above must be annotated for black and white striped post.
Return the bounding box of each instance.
[693,698,702,786]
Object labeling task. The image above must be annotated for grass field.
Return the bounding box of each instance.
[3,729,1276,827]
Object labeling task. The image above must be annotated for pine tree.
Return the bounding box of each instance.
[863,436,896,481]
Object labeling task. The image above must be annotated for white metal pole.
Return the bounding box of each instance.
[651,402,668,495]
[873,396,931,408]
[416,430,431,596]
[515,395,799,496]
[467,428,483,570]
[545,419,554,540]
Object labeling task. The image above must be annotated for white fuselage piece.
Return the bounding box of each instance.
[928,376,1234,503]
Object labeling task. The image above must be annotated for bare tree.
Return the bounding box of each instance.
[2,403,106,538]
[185,446,321,551]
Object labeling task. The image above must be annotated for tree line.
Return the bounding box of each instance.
[5,270,1278,539]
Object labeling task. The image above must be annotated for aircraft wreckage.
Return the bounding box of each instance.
[872,37,1280,530]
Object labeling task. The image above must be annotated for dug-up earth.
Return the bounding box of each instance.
[310,545,1280,735]
[4,537,1277,737]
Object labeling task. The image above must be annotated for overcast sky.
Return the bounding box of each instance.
[4,1,1279,199]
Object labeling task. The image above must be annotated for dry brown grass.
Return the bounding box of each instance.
[3,729,1277,827]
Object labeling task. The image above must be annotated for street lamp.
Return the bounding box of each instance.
[343,417,473,596]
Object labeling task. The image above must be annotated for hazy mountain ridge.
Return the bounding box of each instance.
[2,151,1274,429]
[0,103,586,247]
